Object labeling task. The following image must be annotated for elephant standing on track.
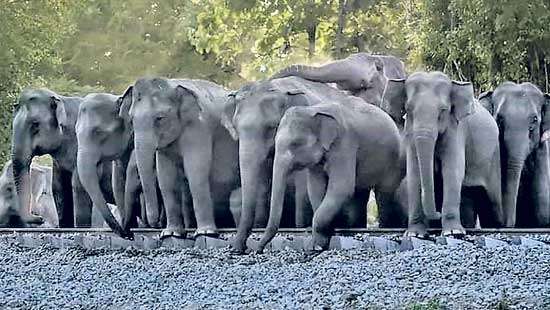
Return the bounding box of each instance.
[384,72,503,237]
[122,77,239,239]
[76,92,166,239]
[11,88,114,228]
[222,76,406,254]
[258,99,405,252]
[479,83,550,227]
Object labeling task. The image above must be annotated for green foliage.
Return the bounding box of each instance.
[4,0,550,163]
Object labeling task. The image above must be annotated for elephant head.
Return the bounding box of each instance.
[11,88,69,225]
[479,82,550,226]
[383,72,474,221]
[220,79,309,252]
[76,92,133,238]
[258,105,340,250]
[121,77,204,227]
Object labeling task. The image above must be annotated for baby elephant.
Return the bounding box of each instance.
[258,99,405,251]
[0,160,58,227]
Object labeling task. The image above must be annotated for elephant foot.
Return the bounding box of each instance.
[404,224,429,238]
[442,227,466,237]
[230,238,248,255]
[311,234,331,252]
[160,227,187,239]
[424,210,441,221]
[193,228,219,239]
[21,213,44,225]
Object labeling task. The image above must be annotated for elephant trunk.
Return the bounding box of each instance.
[77,149,132,239]
[11,125,34,225]
[271,62,345,84]
[258,153,291,252]
[134,132,160,228]
[415,132,441,221]
[233,138,266,252]
[502,158,524,227]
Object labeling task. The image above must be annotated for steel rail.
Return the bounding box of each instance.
[1,227,550,235]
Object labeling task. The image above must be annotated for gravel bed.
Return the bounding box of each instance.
[0,239,549,309]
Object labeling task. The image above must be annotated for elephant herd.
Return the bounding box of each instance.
[8,53,550,253]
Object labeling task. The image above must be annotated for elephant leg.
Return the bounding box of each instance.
[340,190,368,228]
[459,187,477,229]
[405,144,427,237]
[376,188,406,228]
[72,173,93,228]
[122,162,141,230]
[180,177,196,229]
[533,142,550,226]
[182,144,217,236]
[51,164,74,228]
[312,156,356,250]
[229,188,242,227]
[112,158,128,211]
[307,165,327,212]
[479,161,504,228]
[440,140,466,236]
[253,167,269,228]
[294,170,312,228]
[157,151,185,238]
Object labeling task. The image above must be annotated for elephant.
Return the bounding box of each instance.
[271,53,407,127]
[76,92,167,239]
[383,72,503,237]
[121,77,239,238]
[12,88,115,228]
[0,160,58,227]
[221,76,405,254]
[257,99,405,252]
[479,82,550,227]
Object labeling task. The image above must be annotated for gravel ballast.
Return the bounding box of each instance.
[0,239,549,309]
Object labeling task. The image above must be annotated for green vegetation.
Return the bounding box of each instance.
[3,0,550,162]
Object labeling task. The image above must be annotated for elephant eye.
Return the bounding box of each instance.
[30,121,40,134]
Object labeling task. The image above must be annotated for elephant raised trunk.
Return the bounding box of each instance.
[415,132,441,221]
[77,149,132,239]
[258,153,291,252]
[134,131,160,228]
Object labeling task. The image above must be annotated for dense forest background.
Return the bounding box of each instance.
[2,0,550,163]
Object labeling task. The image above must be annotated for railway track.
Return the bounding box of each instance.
[1,227,550,252]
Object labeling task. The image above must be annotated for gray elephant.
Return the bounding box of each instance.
[271,53,406,126]
[384,72,503,237]
[76,92,166,239]
[121,77,239,238]
[479,82,550,227]
[222,76,406,254]
[12,88,114,228]
[258,99,405,251]
[0,161,58,227]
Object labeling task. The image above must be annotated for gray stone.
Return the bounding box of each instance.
[110,236,136,250]
[135,235,161,250]
[160,237,195,249]
[82,235,111,249]
[511,236,548,248]
[329,236,364,250]
[364,237,400,252]
[474,236,508,248]
[195,236,230,249]
[400,237,434,251]
[270,236,310,252]
[435,236,471,247]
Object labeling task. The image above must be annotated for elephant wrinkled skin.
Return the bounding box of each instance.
[384,72,503,237]
[258,99,405,251]
[479,82,550,227]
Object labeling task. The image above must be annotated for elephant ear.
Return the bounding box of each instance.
[478,91,494,115]
[382,78,407,122]
[221,91,238,140]
[451,81,475,121]
[314,112,339,151]
[50,95,67,134]
[117,86,134,123]
[174,85,203,121]
[541,94,550,142]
